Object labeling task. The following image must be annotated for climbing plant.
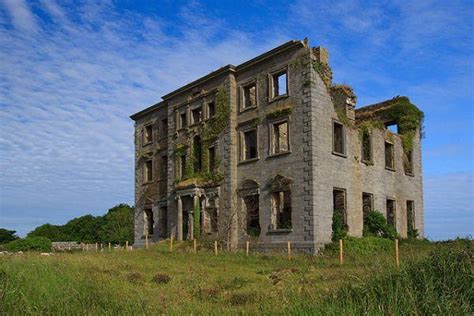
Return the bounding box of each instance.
[357,97,424,152]
[193,198,201,238]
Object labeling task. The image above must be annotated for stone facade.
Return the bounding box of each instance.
[130,39,424,253]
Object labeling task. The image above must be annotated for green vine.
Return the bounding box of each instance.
[175,88,230,187]
[358,97,423,152]
[336,109,349,125]
[266,107,293,120]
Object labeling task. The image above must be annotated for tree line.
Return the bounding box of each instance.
[0,203,134,246]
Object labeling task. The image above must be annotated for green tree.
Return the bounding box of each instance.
[363,210,397,240]
[99,204,134,244]
[0,228,19,244]
[27,224,66,241]
[62,215,105,243]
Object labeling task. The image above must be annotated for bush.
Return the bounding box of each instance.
[363,210,397,239]
[332,210,347,242]
[0,228,19,244]
[5,237,52,252]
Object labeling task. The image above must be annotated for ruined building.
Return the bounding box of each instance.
[130,39,424,253]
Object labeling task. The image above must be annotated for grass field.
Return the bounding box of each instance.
[0,238,472,315]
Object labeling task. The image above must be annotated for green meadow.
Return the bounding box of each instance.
[0,238,472,315]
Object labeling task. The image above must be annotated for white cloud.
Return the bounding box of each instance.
[1,0,37,32]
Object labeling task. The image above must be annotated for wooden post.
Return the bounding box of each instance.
[145,234,149,249]
[170,236,173,252]
[339,239,343,265]
[95,242,98,251]
[214,241,218,255]
[108,242,111,251]
[130,246,133,251]
[287,241,291,260]
[246,241,249,256]
[193,239,197,254]
[395,239,400,267]
[126,240,129,251]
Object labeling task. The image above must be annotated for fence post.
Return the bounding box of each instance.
[126,240,129,251]
[193,239,197,254]
[246,241,249,256]
[287,241,291,260]
[145,234,149,249]
[395,239,400,267]
[170,236,173,252]
[214,241,218,256]
[95,242,98,251]
[108,242,111,251]
[339,239,344,265]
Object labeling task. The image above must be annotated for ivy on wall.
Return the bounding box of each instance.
[174,88,229,186]
[357,97,424,152]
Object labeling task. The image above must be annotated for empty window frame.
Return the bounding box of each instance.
[386,199,396,228]
[361,130,372,163]
[272,71,288,98]
[191,106,202,125]
[362,192,374,220]
[179,154,186,179]
[406,200,415,236]
[333,121,345,155]
[160,155,168,179]
[243,83,257,109]
[271,190,292,229]
[404,150,414,175]
[271,120,289,154]
[179,112,187,129]
[193,136,202,172]
[241,129,258,161]
[160,119,168,138]
[207,101,216,119]
[208,146,216,171]
[143,124,153,144]
[333,188,348,231]
[144,160,153,183]
[385,122,398,134]
[385,141,395,170]
[144,208,154,236]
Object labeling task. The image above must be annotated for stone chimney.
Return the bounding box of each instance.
[313,46,332,87]
[330,85,357,121]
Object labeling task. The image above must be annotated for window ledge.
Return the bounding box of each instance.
[385,167,396,172]
[239,105,257,114]
[404,172,414,177]
[269,94,289,103]
[267,228,293,234]
[267,151,291,159]
[362,160,373,166]
[142,142,153,147]
[332,151,347,158]
[238,158,259,165]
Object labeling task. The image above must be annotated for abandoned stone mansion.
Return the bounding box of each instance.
[130,39,424,253]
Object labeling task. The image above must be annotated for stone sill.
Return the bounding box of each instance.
[269,94,289,104]
[267,229,293,234]
[361,160,373,166]
[332,151,347,158]
[267,151,291,159]
[385,167,396,172]
[239,105,258,114]
[238,157,259,165]
[142,142,153,147]
[405,172,415,177]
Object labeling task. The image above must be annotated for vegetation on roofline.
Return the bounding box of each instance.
[358,97,424,152]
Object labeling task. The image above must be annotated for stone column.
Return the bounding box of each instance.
[189,210,194,240]
[177,195,183,241]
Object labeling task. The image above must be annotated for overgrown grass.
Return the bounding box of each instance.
[0,238,471,314]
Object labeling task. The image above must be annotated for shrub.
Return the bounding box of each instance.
[5,237,52,252]
[332,210,347,241]
[363,210,397,239]
[0,228,19,244]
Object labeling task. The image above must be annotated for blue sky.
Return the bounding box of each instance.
[0,0,473,240]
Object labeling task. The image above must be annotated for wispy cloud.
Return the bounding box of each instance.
[0,1,472,240]
[1,0,37,32]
